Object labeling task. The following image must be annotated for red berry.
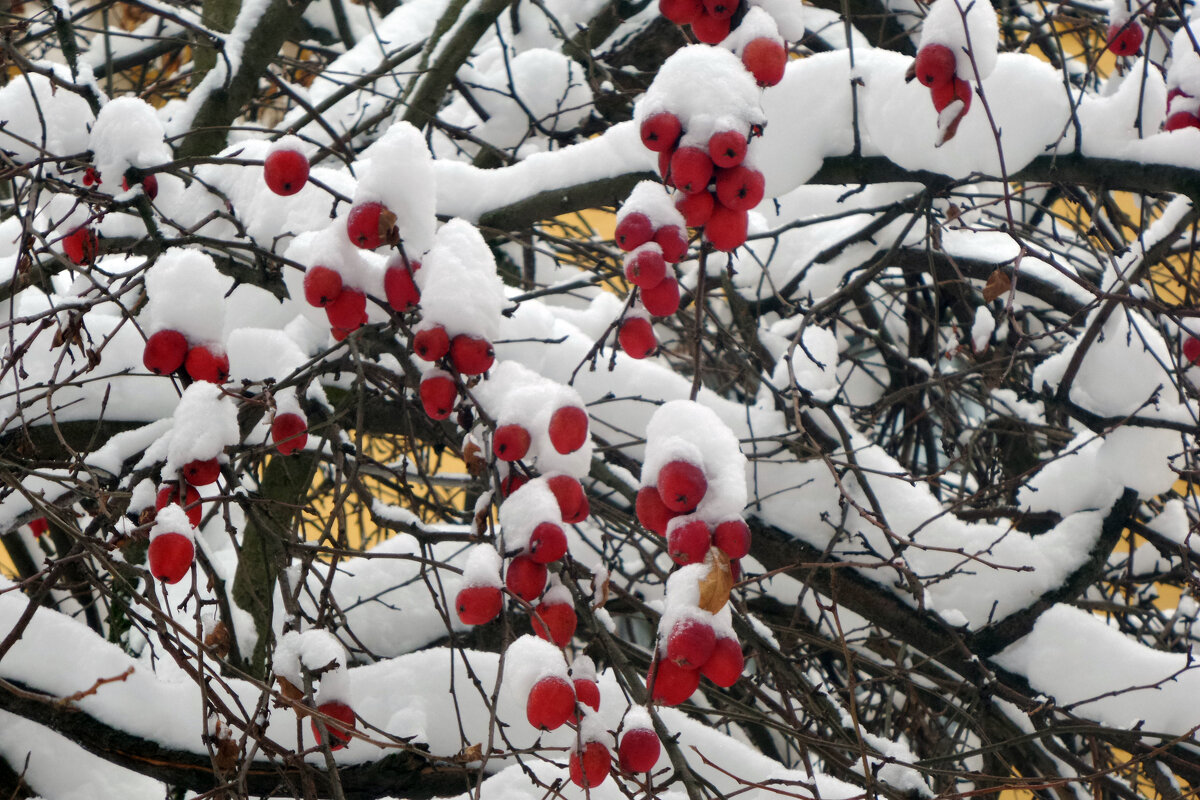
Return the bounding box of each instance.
[185,345,230,383]
[528,522,568,564]
[505,555,547,602]
[691,9,731,43]
[616,212,654,251]
[702,0,738,17]
[914,43,956,87]
[1106,21,1143,55]
[619,317,657,359]
[303,266,343,308]
[1165,112,1200,132]
[450,335,495,375]
[501,472,529,496]
[63,226,97,265]
[676,190,715,228]
[641,277,681,317]
[143,329,188,375]
[156,484,203,528]
[625,247,668,288]
[1184,336,1200,364]
[649,659,700,705]
[526,675,575,730]
[670,147,714,194]
[148,531,194,584]
[569,741,612,789]
[346,202,395,249]
[715,165,765,212]
[658,460,707,511]
[667,617,716,668]
[654,226,689,263]
[531,601,577,646]
[494,424,531,461]
[183,458,221,487]
[123,173,158,200]
[28,517,48,537]
[932,77,972,114]
[701,636,744,687]
[325,288,367,331]
[640,112,683,153]
[658,0,702,25]
[311,701,355,750]
[413,325,451,361]
[548,405,588,454]
[263,148,310,196]
[636,486,676,535]
[713,518,751,559]
[708,130,748,169]
[546,475,589,523]
[667,519,711,565]
[742,37,787,87]
[420,373,457,419]
[705,204,749,252]
[271,412,308,456]
[574,678,600,713]
[619,727,661,773]
[83,167,100,186]
[456,585,502,625]
[384,264,420,311]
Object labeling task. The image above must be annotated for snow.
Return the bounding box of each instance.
[0,67,96,167]
[89,97,171,190]
[918,0,999,81]
[145,249,232,344]
[354,123,437,257]
[163,382,240,476]
[417,218,506,340]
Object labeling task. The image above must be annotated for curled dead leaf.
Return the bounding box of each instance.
[276,676,305,712]
[205,620,231,659]
[697,548,733,614]
[982,269,1012,302]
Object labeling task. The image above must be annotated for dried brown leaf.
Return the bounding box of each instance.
[697,548,733,614]
[982,269,1012,303]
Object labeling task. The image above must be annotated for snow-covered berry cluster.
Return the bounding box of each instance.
[636,46,768,253]
[909,0,998,143]
[274,630,357,750]
[1166,25,1200,131]
[142,250,231,382]
[1105,0,1144,57]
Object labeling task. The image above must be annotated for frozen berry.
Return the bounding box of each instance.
[143,329,188,375]
[636,486,676,535]
[713,518,751,559]
[654,225,689,263]
[531,601,577,646]
[658,0,702,25]
[156,484,202,527]
[185,346,230,383]
[667,518,711,565]
[548,405,588,454]
[574,678,600,713]
[264,148,309,196]
[456,585,502,625]
[304,266,343,307]
[546,475,589,523]
[705,204,749,252]
[63,226,97,265]
[271,412,308,456]
[420,373,457,419]
[528,522,568,564]
[913,43,956,87]
[506,555,547,602]
[148,532,194,584]
[569,741,611,789]
[311,701,355,750]
[742,37,787,86]
[641,277,681,317]
[450,335,494,375]
[616,212,654,251]
[325,288,367,331]
[413,325,451,361]
[708,130,748,168]
[670,147,714,194]
[667,617,716,668]
[494,424,531,461]
[346,202,395,249]
[701,636,744,687]
[639,111,683,152]
[183,458,221,487]
[526,675,575,730]
[619,317,657,359]
[619,727,661,772]
[625,247,668,289]
[715,165,765,212]
[649,659,700,705]
[691,9,732,43]
[383,263,420,311]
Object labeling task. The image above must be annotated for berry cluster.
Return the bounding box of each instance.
[141,251,232,383]
[274,630,357,751]
[658,0,790,90]
[1166,27,1200,131]
[650,574,746,705]
[143,328,230,384]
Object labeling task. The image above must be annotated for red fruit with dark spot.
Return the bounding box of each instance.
[183,458,221,487]
[325,288,367,331]
[547,475,589,523]
[526,675,575,730]
[658,0,702,25]
[264,148,310,196]
[702,0,737,17]
[304,266,343,307]
[701,636,745,687]
[1184,336,1200,364]
[667,519,711,565]
[654,225,689,262]
[636,486,676,534]
[670,147,714,194]
[185,345,230,383]
[1106,20,1143,56]
[450,335,494,375]
[506,555,547,602]
[414,325,451,361]
[548,405,589,454]
[156,484,202,527]
[640,111,684,152]
[574,678,600,713]
[619,317,657,359]
[28,517,49,537]
[742,37,788,87]
[346,202,395,249]
[384,264,420,311]
[569,741,611,789]
[63,226,97,264]
[676,190,715,227]
[148,531,194,584]
[658,459,707,511]
[705,204,749,252]
[143,329,188,375]
[715,165,765,212]
[691,9,732,43]
[531,601,576,646]
[625,247,668,288]
[311,701,355,750]
[667,617,717,668]
[641,277,681,317]
[616,212,654,251]
[528,521,568,564]
[619,727,661,773]
[419,373,457,419]
[494,424,531,461]
[708,129,748,169]
[914,43,956,87]
[271,412,308,456]
[713,518,751,559]
[456,585,502,625]
[649,659,700,705]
